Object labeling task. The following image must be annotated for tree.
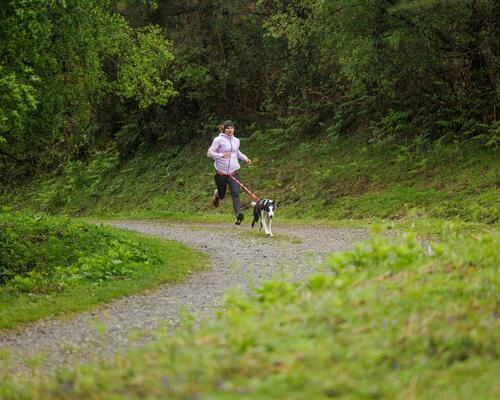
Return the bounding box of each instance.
[0,0,176,176]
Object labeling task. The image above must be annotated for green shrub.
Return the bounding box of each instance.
[328,231,422,274]
[0,211,160,292]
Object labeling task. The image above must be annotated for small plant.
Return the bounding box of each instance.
[327,230,422,274]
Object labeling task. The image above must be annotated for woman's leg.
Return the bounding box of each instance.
[214,174,228,199]
[228,173,242,216]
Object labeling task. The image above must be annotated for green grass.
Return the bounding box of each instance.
[2,231,498,399]
[105,136,499,241]
[84,210,236,224]
[0,212,206,330]
[2,136,498,228]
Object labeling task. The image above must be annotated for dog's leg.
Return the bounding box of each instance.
[261,211,270,236]
[268,217,273,237]
[252,208,259,229]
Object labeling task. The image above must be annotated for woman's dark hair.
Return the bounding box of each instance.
[223,120,234,130]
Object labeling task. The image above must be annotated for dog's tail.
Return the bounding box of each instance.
[251,201,258,229]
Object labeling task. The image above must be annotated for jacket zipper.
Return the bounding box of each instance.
[227,136,232,175]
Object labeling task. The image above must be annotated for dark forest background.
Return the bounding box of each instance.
[1,0,498,180]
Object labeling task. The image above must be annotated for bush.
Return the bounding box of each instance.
[0,211,160,293]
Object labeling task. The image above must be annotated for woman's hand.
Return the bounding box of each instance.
[246,158,252,165]
[222,152,230,159]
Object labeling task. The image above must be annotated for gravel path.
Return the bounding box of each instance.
[0,220,367,376]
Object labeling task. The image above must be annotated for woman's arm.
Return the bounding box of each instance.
[207,138,224,159]
[237,150,251,164]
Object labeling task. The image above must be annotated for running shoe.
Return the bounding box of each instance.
[212,189,220,207]
[235,212,244,225]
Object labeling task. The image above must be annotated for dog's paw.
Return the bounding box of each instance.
[251,201,257,206]
[267,232,273,237]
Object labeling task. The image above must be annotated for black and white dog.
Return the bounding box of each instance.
[251,198,277,236]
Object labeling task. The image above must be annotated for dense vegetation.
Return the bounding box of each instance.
[0,210,205,329]
[0,0,175,177]
[1,0,498,181]
[2,231,498,398]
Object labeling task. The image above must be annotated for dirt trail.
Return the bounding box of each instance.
[0,220,367,376]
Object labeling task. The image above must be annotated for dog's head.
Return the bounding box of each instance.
[264,199,276,218]
[259,198,276,218]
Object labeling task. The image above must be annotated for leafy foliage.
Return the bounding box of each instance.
[114,25,177,109]
[0,0,175,177]
[1,0,498,177]
[2,134,497,225]
[0,210,159,291]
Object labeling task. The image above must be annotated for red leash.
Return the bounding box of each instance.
[228,174,260,202]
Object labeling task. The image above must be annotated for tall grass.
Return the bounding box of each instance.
[2,135,497,225]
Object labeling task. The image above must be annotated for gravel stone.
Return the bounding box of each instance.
[0,220,367,376]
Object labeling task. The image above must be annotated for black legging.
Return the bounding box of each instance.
[214,172,241,215]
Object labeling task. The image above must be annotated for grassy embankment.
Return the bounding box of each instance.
[0,211,205,330]
[1,229,498,399]
[3,134,497,239]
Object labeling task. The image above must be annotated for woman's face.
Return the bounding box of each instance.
[224,126,234,136]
